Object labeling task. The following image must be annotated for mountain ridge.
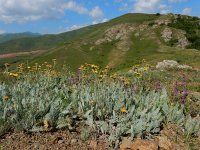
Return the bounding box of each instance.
[0,32,41,44]
[0,13,200,71]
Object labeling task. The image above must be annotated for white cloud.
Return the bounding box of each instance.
[102,18,109,23]
[68,24,86,31]
[133,0,163,13]
[0,29,5,34]
[0,0,104,23]
[182,8,192,15]
[62,1,88,14]
[92,18,108,25]
[65,17,108,33]
[0,0,65,23]
[89,6,104,19]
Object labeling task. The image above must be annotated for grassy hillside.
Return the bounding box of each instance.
[0,13,200,72]
[0,32,40,44]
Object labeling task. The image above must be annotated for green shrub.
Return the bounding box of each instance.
[169,16,200,50]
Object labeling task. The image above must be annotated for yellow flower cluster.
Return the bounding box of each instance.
[120,77,130,86]
[3,59,61,78]
[110,74,118,79]
[77,64,113,81]
[132,59,151,78]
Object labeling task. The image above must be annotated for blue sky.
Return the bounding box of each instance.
[0,0,199,34]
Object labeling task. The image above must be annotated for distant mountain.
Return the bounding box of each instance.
[0,13,200,71]
[0,32,40,44]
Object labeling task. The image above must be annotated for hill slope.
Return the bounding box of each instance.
[0,13,200,71]
[0,32,40,44]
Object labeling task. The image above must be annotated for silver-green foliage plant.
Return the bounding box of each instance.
[0,74,71,134]
[0,73,200,147]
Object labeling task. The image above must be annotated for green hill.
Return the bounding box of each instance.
[0,32,40,44]
[0,13,200,71]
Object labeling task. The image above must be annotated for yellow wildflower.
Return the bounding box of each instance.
[124,80,130,86]
[120,107,128,113]
[110,74,118,79]
[3,96,9,101]
[92,69,98,74]
[91,64,99,69]
[105,65,110,69]
[4,63,10,67]
[11,73,19,77]
[98,75,103,79]
[134,72,142,78]
[143,66,149,71]
[43,119,49,129]
[79,65,86,71]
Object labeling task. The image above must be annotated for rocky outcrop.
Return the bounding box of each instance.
[161,28,172,42]
[95,23,136,45]
[156,60,178,69]
[155,19,171,26]
[177,33,189,49]
[161,26,189,49]
[156,60,192,70]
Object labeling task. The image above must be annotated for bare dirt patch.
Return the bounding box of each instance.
[0,50,47,59]
[0,130,110,150]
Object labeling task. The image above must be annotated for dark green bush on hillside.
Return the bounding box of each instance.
[169,16,200,50]
[156,13,161,16]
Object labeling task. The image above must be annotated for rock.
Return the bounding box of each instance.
[95,23,136,45]
[177,65,192,70]
[155,19,171,25]
[177,37,189,49]
[156,60,193,70]
[89,140,98,149]
[156,60,178,69]
[130,139,158,150]
[161,28,172,42]
[71,138,78,144]
[95,39,106,45]
[138,24,148,31]
[58,140,64,144]
[52,137,63,144]
[120,137,132,150]
[156,136,175,150]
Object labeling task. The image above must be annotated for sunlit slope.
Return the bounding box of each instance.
[0,13,200,71]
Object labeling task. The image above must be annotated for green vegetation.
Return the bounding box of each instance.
[0,62,199,148]
[0,32,40,44]
[169,15,200,50]
[0,13,200,71]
